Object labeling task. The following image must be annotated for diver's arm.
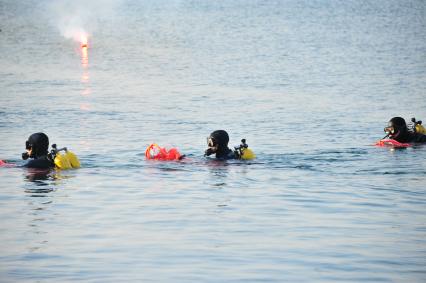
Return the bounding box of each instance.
[204,148,215,157]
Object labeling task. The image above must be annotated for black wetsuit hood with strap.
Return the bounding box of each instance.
[389,117,426,143]
[24,133,55,168]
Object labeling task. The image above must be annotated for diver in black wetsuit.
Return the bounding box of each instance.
[204,130,237,159]
[22,133,55,169]
[384,117,426,143]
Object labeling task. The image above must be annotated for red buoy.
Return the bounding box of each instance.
[375,139,411,148]
[145,144,184,161]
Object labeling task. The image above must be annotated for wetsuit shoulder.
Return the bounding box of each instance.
[24,157,54,169]
[215,148,238,160]
[226,150,238,160]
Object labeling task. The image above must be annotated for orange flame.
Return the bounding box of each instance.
[80,34,88,48]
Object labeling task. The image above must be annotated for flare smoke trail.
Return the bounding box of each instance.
[46,0,122,44]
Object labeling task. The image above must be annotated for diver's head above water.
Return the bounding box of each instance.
[205,130,233,158]
[22,132,49,160]
[384,117,409,142]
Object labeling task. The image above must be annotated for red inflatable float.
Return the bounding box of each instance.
[0,160,15,167]
[145,144,184,161]
[375,139,411,148]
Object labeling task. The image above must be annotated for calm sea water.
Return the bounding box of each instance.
[1,0,426,282]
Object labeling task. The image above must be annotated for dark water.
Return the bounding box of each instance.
[1,0,426,282]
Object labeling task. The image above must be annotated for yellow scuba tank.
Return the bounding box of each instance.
[235,139,256,160]
[54,151,72,169]
[411,118,426,134]
[415,124,426,134]
[65,150,81,168]
[241,147,256,160]
[51,144,81,170]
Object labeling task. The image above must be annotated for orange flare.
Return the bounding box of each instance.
[80,34,88,48]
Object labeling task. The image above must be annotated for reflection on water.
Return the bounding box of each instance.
[81,72,89,84]
[80,45,91,109]
[207,160,229,186]
[81,88,91,96]
[19,168,57,255]
[23,168,73,191]
[81,46,88,68]
[25,189,54,255]
[24,168,52,184]
[25,187,55,196]
[21,168,77,255]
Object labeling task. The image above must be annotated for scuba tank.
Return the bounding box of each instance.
[49,144,81,169]
[411,118,426,134]
[234,139,256,160]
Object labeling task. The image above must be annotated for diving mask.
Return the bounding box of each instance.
[384,126,395,135]
[205,137,218,156]
[384,120,398,136]
[207,137,217,148]
[25,140,32,150]
[22,140,32,160]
